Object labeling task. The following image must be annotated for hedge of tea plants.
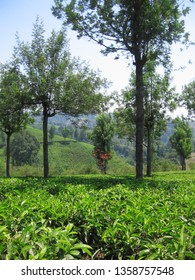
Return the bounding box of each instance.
[0,173,194,259]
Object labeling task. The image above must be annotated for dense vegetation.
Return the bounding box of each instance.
[1,1,193,178]
[53,0,193,179]
[0,126,133,177]
[0,122,195,177]
[0,172,194,260]
[0,0,195,262]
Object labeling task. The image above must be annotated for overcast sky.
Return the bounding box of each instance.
[0,0,195,115]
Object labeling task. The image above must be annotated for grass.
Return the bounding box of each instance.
[0,172,194,260]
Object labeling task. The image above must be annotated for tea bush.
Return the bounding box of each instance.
[0,172,194,260]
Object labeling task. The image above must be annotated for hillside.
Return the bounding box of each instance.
[0,126,134,177]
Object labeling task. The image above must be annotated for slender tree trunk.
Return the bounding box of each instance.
[6,133,11,177]
[146,127,152,177]
[135,61,144,179]
[43,106,49,178]
[180,156,186,170]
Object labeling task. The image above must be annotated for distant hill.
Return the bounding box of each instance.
[32,114,97,129]
[0,126,134,177]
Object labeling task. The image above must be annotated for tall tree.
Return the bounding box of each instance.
[115,62,176,176]
[0,63,30,177]
[169,116,192,170]
[16,18,107,178]
[53,0,193,178]
[143,62,176,176]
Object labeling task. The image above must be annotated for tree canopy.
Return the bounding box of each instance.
[52,0,192,61]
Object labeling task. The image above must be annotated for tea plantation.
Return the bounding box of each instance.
[0,172,194,260]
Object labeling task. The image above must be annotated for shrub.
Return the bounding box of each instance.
[11,130,40,166]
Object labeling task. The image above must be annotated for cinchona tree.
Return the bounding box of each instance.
[52,0,193,178]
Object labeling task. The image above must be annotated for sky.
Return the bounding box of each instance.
[0,0,195,115]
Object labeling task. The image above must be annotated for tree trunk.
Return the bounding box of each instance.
[43,106,49,178]
[135,61,144,179]
[6,133,11,177]
[180,156,186,170]
[146,127,152,177]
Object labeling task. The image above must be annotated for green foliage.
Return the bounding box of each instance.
[0,126,132,176]
[16,16,107,115]
[52,0,191,61]
[170,117,193,170]
[0,173,195,260]
[90,113,114,173]
[52,0,193,179]
[152,159,179,172]
[0,63,31,177]
[90,113,114,151]
[61,63,109,115]
[143,61,176,132]
[115,61,176,176]
[49,125,56,141]
[16,18,73,178]
[0,63,30,135]
[181,80,195,116]
[16,18,70,113]
[61,126,73,139]
[10,130,40,166]
[16,18,108,177]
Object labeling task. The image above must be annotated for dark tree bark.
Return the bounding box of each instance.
[146,127,152,177]
[135,60,144,179]
[6,133,11,177]
[43,106,49,178]
[180,156,186,171]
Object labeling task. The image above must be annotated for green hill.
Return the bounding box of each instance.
[0,126,134,177]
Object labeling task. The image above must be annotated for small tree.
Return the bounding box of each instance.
[11,130,40,166]
[143,61,176,176]
[16,18,107,177]
[0,63,30,177]
[49,125,56,141]
[61,126,73,139]
[169,116,192,170]
[90,113,114,174]
[16,19,70,178]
